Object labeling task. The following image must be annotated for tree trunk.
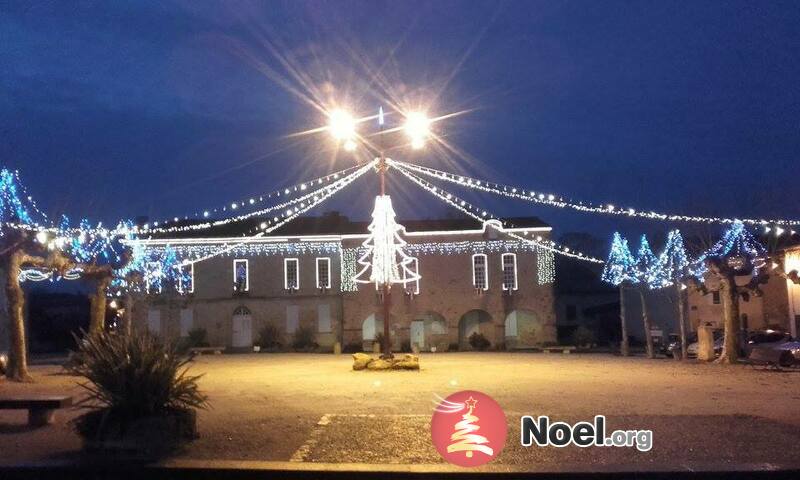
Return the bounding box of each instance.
[717,275,740,364]
[619,286,629,356]
[122,291,134,335]
[5,252,31,382]
[639,289,654,358]
[88,276,111,335]
[676,284,688,360]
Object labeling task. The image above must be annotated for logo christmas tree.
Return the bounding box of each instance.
[446,396,494,458]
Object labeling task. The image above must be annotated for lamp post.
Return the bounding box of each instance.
[327,106,430,359]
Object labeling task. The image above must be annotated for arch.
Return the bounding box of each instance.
[233,306,251,316]
[505,309,545,348]
[410,312,447,351]
[458,310,493,350]
[362,314,383,341]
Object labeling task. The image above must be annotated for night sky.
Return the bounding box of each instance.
[3,1,799,250]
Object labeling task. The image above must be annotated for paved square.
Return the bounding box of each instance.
[2,353,800,471]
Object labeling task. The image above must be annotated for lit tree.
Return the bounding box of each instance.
[650,229,691,360]
[634,235,658,358]
[57,217,135,335]
[0,169,73,381]
[601,232,636,356]
[690,221,768,363]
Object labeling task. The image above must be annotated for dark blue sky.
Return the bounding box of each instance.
[2,0,799,247]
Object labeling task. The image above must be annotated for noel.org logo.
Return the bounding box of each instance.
[430,390,507,467]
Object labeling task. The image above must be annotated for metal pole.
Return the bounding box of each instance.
[379,153,393,359]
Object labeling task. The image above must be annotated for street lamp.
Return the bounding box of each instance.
[327,107,432,359]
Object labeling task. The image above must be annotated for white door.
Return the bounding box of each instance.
[147,309,161,336]
[232,313,252,347]
[411,320,425,349]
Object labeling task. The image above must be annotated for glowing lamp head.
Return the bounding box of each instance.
[328,109,356,142]
[36,231,48,244]
[403,112,430,149]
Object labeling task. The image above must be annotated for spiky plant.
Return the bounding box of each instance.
[69,330,207,420]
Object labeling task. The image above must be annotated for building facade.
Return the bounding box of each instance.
[687,245,800,337]
[130,216,557,352]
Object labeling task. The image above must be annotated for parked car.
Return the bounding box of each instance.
[743,330,792,356]
[674,329,792,359]
[682,331,724,358]
[747,335,800,367]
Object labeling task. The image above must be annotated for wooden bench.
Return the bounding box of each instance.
[0,395,73,426]
[542,346,576,354]
[188,346,225,356]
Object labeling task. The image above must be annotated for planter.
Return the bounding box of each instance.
[76,408,197,455]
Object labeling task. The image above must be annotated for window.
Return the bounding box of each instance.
[472,254,488,290]
[286,305,299,334]
[179,308,193,337]
[233,259,249,292]
[146,262,162,294]
[316,257,331,289]
[404,257,419,294]
[318,304,331,333]
[178,263,194,294]
[712,291,720,304]
[285,258,299,290]
[502,253,518,291]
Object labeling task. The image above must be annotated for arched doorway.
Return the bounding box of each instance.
[232,306,253,347]
[458,310,492,350]
[505,309,545,348]
[362,313,400,351]
[410,312,447,351]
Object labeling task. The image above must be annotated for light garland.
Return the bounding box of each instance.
[394,160,800,228]
[391,161,604,264]
[0,168,49,233]
[140,163,365,234]
[692,220,767,278]
[167,160,375,266]
[340,248,359,292]
[144,241,342,261]
[601,232,636,286]
[648,229,690,289]
[634,235,658,285]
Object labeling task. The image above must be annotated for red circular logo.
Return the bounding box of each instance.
[430,390,507,467]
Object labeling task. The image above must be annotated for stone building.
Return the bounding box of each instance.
[130,213,557,352]
[687,244,800,337]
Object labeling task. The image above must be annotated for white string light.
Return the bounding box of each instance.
[394,160,800,227]
[390,161,604,264]
[140,160,375,267]
[139,163,366,234]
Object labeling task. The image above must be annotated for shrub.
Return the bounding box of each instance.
[257,323,282,350]
[187,328,209,348]
[468,332,491,351]
[572,326,595,347]
[448,342,459,352]
[67,330,207,435]
[401,340,412,352]
[343,342,362,353]
[292,325,318,351]
[373,332,384,348]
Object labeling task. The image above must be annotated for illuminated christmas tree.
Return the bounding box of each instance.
[353,195,419,287]
[446,397,493,458]
[601,232,636,356]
